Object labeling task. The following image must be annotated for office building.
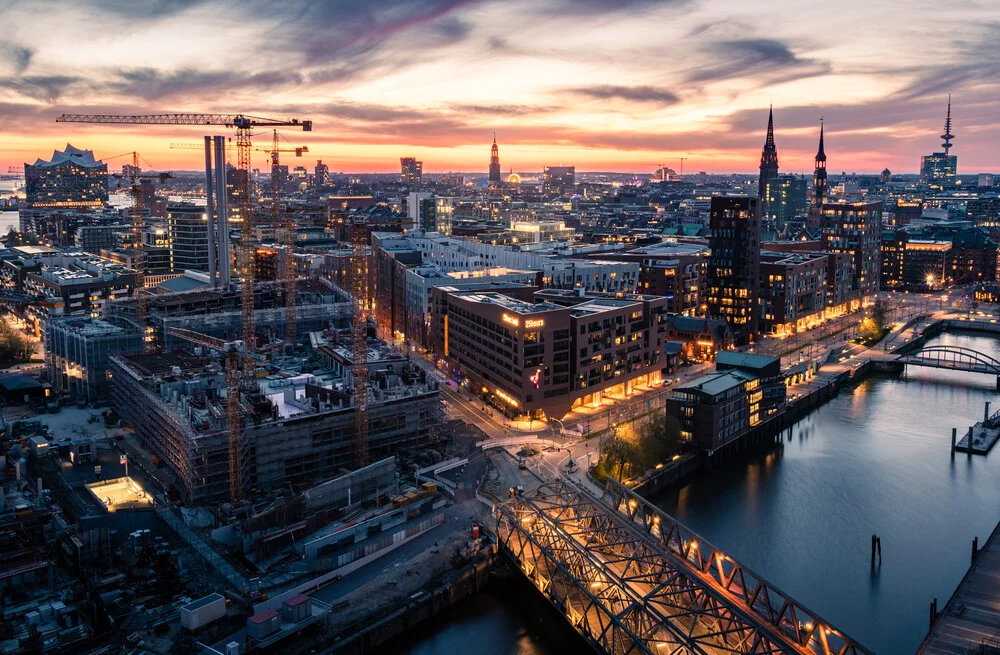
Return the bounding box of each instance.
[404,266,539,350]
[979,173,994,188]
[543,166,575,195]
[919,97,957,187]
[407,192,437,232]
[400,157,423,185]
[706,196,760,343]
[44,316,144,402]
[23,144,108,209]
[758,107,779,208]
[433,289,673,420]
[167,203,210,273]
[967,198,1000,227]
[488,134,502,188]
[765,175,808,228]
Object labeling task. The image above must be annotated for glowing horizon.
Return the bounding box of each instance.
[1,1,998,176]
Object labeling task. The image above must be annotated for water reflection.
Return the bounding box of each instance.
[653,332,1000,655]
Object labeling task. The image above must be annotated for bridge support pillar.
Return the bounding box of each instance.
[995,376,1000,391]
[952,428,957,455]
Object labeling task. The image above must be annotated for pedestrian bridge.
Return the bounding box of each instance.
[895,346,1000,376]
[496,477,871,655]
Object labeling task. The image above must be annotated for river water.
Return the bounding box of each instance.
[383,331,1000,655]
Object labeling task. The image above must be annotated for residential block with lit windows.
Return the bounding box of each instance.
[433,288,676,420]
[665,352,784,455]
[706,196,760,343]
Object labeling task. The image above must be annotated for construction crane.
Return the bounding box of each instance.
[108,152,171,332]
[168,141,308,164]
[170,134,308,343]
[350,217,370,467]
[55,113,313,352]
[165,326,252,503]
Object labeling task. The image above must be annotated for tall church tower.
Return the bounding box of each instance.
[758,106,779,204]
[812,119,828,207]
[488,133,502,188]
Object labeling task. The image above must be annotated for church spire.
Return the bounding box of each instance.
[488,132,501,188]
[941,95,954,156]
[813,118,828,207]
[758,105,779,203]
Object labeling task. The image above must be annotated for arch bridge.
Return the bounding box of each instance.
[896,346,1000,377]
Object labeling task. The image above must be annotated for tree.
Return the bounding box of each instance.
[858,300,888,343]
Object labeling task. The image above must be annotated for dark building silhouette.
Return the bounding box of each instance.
[812,120,828,207]
[706,196,760,343]
[758,106,779,206]
[488,133,502,188]
[400,157,422,186]
[920,96,957,186]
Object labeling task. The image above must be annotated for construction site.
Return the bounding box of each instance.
[108,330,443,504]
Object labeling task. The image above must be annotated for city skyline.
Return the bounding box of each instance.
[1,0,999,174]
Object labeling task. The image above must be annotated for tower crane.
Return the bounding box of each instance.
[350,216,370,467]
[56,113,312,352]
[165,326,256,503]
[107,151,171,332]
[169,135,308,343]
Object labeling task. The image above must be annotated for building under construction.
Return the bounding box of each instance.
[104,277,353,347]
[108,333,442,503]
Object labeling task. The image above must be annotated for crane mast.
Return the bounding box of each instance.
[128,152,147,329]
[166,327,247,502]
[351,218,369,467]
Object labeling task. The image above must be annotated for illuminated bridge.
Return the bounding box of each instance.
[496,478,871,655]
[895,345,1000,377]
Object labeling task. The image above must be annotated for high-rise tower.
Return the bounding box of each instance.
[941,94,954,156]
[919,96,957,186]
[812,119,828,207]
[488,133,502,188]
[758,106,779,203]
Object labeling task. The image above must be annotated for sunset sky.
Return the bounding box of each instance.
[1,0,998,175]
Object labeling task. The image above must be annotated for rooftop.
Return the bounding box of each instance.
[676,369,757,397]
[452,291,562,316]
[29,144,105,170]
[715,351,780,371]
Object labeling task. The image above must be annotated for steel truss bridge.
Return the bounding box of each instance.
[895,345,1000,376]
[496,478,871,655]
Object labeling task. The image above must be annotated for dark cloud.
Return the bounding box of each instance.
[0,75,85,102]
[686,38,829,85]
[564,85,679,106]
[538,0,691,15]
[0,44,33,74]
[431,16,474,40]
[108,67,302,102]
[68,0,209,19]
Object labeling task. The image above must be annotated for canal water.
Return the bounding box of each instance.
[386,331,1000,655]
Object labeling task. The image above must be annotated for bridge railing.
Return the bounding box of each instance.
[601,477,873,655]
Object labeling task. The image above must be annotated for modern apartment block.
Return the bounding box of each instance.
[44,316,145,402]
[433,289,673,420]
[820,202,882,308]
[758,251,829,335]
[665,352,784,455]
[706,196,760,343]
